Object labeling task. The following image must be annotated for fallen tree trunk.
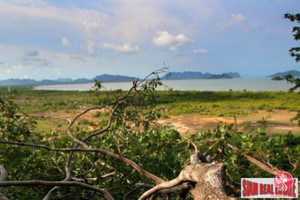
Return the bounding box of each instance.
[140,162,235,200]
[189,163,234,200]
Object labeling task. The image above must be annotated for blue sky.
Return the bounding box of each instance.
[0,0,299,80]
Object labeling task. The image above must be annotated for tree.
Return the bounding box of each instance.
[284,13,300,125]
[284,13,300,62]
[284,13,300,92]
[0,70,299,199]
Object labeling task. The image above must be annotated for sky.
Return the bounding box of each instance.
[0,0,299,80]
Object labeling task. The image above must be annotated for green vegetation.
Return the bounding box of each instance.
[154,90,300,116]
[284,13,300,62]
[1,87,299,138]
[0,88,93,113]
[1,87,300,117]
[0,83,299,199]
[283,12,300,125]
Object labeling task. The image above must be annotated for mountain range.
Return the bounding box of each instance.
[0,71,241,86]
[0,74,136,86]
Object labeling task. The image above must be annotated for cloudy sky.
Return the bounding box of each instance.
[0,0,299,80]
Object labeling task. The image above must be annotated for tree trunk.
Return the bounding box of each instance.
[140,162,236,199]
[184,162,235,200]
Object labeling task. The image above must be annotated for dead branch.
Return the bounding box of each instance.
[66,105,108,148]
[70,177,98,182]
[288,155,300,172]
[190,139,198,152]
[292,159,300,172]
[101,171,116,179]
[97,159,115,170]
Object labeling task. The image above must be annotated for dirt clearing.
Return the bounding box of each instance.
[30,109,300,135]
[158,110,300,135]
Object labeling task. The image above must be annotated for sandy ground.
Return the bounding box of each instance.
[31,109,300,135]
[158,110,300,135]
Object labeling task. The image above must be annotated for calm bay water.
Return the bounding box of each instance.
[33,78,293,92]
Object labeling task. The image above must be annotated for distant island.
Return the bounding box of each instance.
[162,71,241,80]
[0,71,241,86]
[268,70,300,81]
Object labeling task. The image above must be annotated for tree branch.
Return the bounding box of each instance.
[0,140,164,184]
[0,180,114,200]
[225,143,280,175]
[139,165,197,200]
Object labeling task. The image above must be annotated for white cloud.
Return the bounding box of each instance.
[101,43,139,53]
[0,1,109,36]
[108,0,219,41]
[68,53,85,62]
[6,64,23,74]
[6,0,45,6]
[61,37,70,46]
[109,1,176,41]
[0,0,204,42]
[86,40,95,54]
[0,0,225,49]
[54,68,61,75]
[223,14,246,28]
[192,48,209,54]
[153,31,192,50]
[60,53,85,62]
[83,20,102,34]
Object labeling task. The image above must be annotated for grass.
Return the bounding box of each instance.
[33,117,68,133]
[0,87,98,113]
[1,87,300,116]
[155,90,300,116]
[1,87,299,132]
